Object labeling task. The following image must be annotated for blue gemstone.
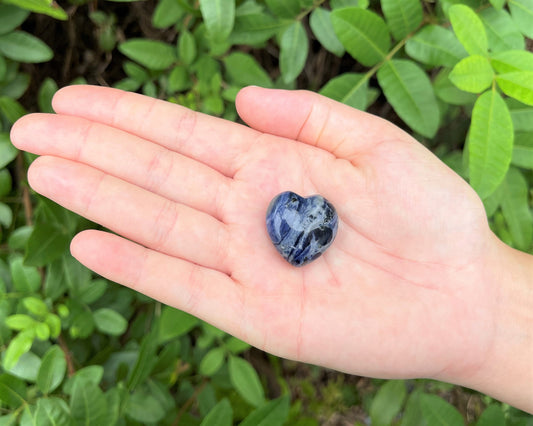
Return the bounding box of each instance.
[266,191,338,267]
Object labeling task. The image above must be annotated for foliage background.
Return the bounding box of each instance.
[0,0,532,424]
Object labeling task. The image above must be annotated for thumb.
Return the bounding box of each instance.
[235,87,407,160]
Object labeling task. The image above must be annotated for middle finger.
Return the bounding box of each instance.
[28,156,231,273]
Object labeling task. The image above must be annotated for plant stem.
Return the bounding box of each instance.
[173,378,209,425]
[58,333,76,377]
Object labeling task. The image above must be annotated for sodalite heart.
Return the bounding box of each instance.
[266,191,338,267]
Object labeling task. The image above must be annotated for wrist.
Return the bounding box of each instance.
[456,236,533,413]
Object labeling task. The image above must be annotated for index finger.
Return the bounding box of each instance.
[51,85,260,177]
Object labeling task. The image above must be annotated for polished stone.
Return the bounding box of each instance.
[266,191,338,267]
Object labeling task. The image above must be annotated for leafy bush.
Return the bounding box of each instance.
[0,0,532,424]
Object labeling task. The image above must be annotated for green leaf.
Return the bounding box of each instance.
[223,52,273,88]
[512,133,533,169]
[489,0,506,8]
[235,0,264,14]
[63,365,104,395]
[229,13,284,45]
[0,31,52,63]
[331,7,390,67]
[381,0,423,40]
[477,404,505,426]
[69,309,94,339]
[5,351,40,383]
[198,384,217,417]
[25,200,78,267]
[491,50,533,73]
[377,59,440,137]
[0,203,12,228]
[370,380,407,426]
[70,380,109,425]
[152,0,185,29]
[0,169,11,198]
[3,330,34,370]
[193,55,221,86]
[125,388,166,423]
[0,133,18,169]
[168,65,192,92]
[24,221,71,267]
[265,0,300,18]
[93,308,128,336]
[0,71,30,99]
[0,55,6,81]
[5,314,35,330]
[319,72,368,110]
[44,314,61,338]
[0,373,27,408]
[200,398,232,426]
[127,331,158,390]
[79,279,107,305]
[199,0,235,40]
[400,390,425,426]
[405,25,467,67]
[228,355,265,407]
[420,394,464,426]
[35,197,79,234]
[331,0,369,8]
[105,387,126,426]
[468,88,513,199]
[145,380,174,414]
[239,395,290,426]
[0,4,29,35]
[2,0,67,20]
[23,297,48,317]
[0,96,26,123]
[10,256,40,293]
[199,347,226,376]
[449,4,488,55]
[509,0,533,38]
[0,412,19,425]
[37,346,66,394]
[114,78,141,92]
[224,336,251,354]
[449,55,494,93]
[35,397,73,426]
[43,260,66,301]
[157,305,199,344]
[480,8,524,52]
[309,8,345,57]
[35,322,50,340]
[178,30,196,66]
[280,21,308,84]
[496,72,533,106]
[499,167,533,250]
[118,39,177,71]
[38,77,58,114]
[144,79,159,97]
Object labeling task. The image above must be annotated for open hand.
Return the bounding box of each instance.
[11,86,502,387]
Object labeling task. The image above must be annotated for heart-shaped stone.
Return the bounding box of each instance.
[266,191,338,267]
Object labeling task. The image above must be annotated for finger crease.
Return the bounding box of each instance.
[145,148,174,193]
[295,103,315,142]
[151,200,179,251]
[82,172,106,217]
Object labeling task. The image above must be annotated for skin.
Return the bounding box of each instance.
[10,86,533,413]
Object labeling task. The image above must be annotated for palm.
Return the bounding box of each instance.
[223,125,491,377]
[12,86,496,383]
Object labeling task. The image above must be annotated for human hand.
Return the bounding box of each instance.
[10,86,531,410]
